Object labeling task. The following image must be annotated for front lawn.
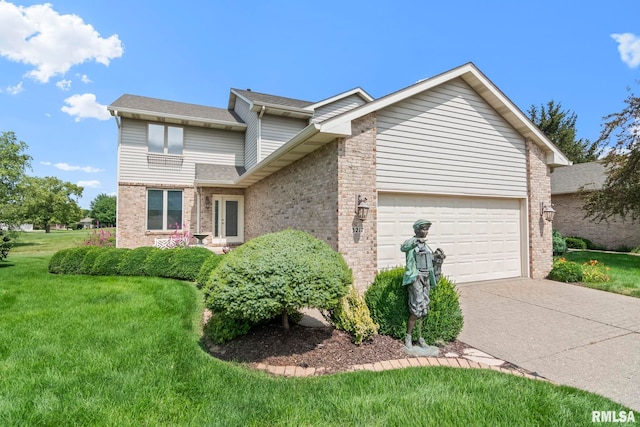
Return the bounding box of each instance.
[562,251,640,297]
[0,238,634,425]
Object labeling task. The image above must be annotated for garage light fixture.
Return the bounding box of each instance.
[541,202,556,222]
[355,194,370,221]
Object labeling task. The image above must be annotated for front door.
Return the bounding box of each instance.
[211,195,244,244]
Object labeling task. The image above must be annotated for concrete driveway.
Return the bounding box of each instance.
[457,278,640,411]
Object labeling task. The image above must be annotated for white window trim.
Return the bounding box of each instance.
[147,123,184,155]
[146,189,184,231]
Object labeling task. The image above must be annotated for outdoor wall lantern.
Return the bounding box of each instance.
[205,196,212,210]
[355,194,370,221]
[541,202,556,222]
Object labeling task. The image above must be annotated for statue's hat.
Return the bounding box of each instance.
[412,219,432,230]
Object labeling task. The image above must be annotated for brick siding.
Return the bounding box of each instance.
[552,193,640,250]
[526,139,553,278]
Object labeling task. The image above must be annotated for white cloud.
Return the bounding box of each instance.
[56,79,71,90]
[0,2,124,83]
[77,180,101,188]
[54,162,104,173]
[40,161,51,165]
[611,33,640,68]
[61,93,110,121]
[6,81,23,94]
[77,73,91,83]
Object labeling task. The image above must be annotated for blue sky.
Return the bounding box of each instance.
[1,1,639,209]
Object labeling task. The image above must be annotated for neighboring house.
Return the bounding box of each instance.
[108,62,570,291]
[551,161,640,250]
[80,217,94,229]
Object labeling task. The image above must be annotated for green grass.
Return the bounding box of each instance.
[562,251,640,297]
[0,236,634,425]
[10,229,92,255]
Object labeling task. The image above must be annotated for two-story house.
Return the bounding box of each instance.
[108,62,570,291]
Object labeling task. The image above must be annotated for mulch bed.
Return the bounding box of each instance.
[202,322,476,375]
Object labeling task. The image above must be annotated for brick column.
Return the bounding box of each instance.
[526,139,553,278]
[336,113,377,293]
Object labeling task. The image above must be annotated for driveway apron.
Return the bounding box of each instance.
[457,278,640,411]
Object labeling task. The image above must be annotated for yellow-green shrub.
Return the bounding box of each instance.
[331,286,379,344]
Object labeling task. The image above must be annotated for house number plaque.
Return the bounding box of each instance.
[352,227,363,234]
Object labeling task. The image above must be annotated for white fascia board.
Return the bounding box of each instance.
[110,107,247,130]
[307,88,374,110]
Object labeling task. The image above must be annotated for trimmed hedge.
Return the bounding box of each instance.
[196,254,224,288]
[364,267,463,345]
[170,247,216,282]
[92,248,129,276]
[48,245,216,282]
[565,237,587,250]
[120,247,158,276]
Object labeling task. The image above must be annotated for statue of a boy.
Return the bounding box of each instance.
[401,219,446,350]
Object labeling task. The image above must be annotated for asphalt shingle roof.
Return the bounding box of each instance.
[231,89,314,110]
[551,161,607,194]
[109,94,244,124]
[195,164,246,182]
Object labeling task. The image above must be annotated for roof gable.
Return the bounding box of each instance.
[318,63,571,167]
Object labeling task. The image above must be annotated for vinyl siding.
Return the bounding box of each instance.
[376,78,527,197]
[118,118,244,185]
[312,94,368,123]
[232,97,258,169]
[260,115,308,160]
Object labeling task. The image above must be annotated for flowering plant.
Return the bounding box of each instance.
[169,223,192,248]
[85,228,116,247]
[582,259,610,283]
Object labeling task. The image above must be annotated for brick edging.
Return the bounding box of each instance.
[253,357,548,380]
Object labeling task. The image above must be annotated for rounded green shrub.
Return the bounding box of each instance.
[565,237,587,250]
[145,248,179,278]
[48,248,70,273]
[205,229,352,329]
[0,229,14,261]
[119,246,158,276]
[365,267,464,345]
[552,230,567,256]
[203,311,253,344]
[59,246,99,274]
[91,248,129,276]
[169,247,215,281]
[548,259,583,282]
[196,253,224,288]
[331,286,379,344]
[79,248,104,275]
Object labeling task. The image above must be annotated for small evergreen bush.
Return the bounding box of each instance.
[169,247,215,281]
[365,268,463,345]
[565,237,587,250]
[59,246,98,274]
[79,248,104,275]
[203,312,253,344]
[145,248,179,278]
[331,286,379,344]
[196,254,224,288]
[205,229,352,329]
[552,230,567,256]
[548,258,583,282]
[120,246,158,276]
[0,229,13,261]
[48,248,69,273]
[92,248,129,276]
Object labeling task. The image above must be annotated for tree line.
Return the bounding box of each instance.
[0,131,116,233]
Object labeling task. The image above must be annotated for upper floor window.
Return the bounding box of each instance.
[148,124,183,155]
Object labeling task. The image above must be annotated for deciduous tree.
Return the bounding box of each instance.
[0,131,32,223]
[583,88,640,222]
[21,176,83,233]
[89,193,116,227]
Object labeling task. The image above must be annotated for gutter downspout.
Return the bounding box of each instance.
[257,105,266,162]
[196,187,201,233]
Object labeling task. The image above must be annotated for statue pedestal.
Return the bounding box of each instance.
[403,344,440,357]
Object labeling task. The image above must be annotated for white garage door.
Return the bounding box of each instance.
[378,193,524,283]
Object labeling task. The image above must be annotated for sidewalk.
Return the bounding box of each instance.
[457,278,640,411]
